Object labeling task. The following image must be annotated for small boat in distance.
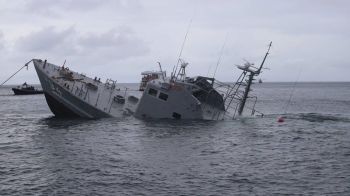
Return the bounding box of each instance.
[259,78,263,83]
[12,82,43,95]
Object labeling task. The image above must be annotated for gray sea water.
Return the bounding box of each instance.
[1,82,350,195]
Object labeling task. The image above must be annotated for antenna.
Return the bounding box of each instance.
[237,42,272,116]
[157,62,165,81]
[284,66,303,114]
[176,59,188,81]
[212,33,229,79]
[256,41,272,74]
[171,65,176,80]
[173,18,193,80]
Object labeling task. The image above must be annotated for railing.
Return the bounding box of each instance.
[197,73,263,120]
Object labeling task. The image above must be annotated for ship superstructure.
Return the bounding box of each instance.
[131,42,272,120]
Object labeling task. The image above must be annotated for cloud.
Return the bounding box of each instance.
[78,27,149,59]
[0,31,4,50]
[1,0,350,83]
[25,0,111,12]
[16,26,77,54]
[23,0,142,17]
[14,26,149,61]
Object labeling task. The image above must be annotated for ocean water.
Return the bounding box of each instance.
[0,82,350,195]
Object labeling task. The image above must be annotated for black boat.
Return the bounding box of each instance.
[12,82,43,95]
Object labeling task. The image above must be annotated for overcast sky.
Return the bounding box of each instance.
[0,0,349,84]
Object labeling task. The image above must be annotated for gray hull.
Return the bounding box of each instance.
[31,57,264,120]
[34,60,111,118]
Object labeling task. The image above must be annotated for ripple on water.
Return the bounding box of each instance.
[1,84,350,195]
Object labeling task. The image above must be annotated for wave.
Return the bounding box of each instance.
[266,112,350,123]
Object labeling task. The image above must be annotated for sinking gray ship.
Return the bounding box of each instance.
[28,42,271,120]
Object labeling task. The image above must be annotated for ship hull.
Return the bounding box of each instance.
[43,92,80,118]
[30,59,243,120]
[33,60,111,118]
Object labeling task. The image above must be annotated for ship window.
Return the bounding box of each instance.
[158,92,168,101]
[148,88,158,96]
[172,112,181,119]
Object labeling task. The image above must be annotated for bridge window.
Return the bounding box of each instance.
[148,88,158,96]
[172,112,181,119]
[158,92,168,101]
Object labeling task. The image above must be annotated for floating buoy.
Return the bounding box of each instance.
[277,116,285,123]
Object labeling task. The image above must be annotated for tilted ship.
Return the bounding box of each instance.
[28,42,272,120]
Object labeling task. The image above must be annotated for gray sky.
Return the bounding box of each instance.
[1,0,349,84]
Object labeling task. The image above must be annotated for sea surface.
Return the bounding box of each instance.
[0,82,350,195]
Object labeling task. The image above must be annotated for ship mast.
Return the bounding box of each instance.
[176,59,188,81]
[237,42,272,116]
